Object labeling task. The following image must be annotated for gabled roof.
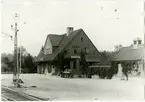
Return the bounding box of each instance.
[46,29,82,61]
[48,34,66,46]
[35,29,82,62]
[113,44,144,61]
[34,49,44,62]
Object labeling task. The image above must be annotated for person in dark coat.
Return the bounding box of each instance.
[122,63,128,81]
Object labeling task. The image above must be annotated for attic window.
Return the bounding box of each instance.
[81,37,83,42]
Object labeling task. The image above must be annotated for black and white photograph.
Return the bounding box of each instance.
[1,0,145,101]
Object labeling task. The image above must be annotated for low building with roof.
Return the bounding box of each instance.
[34,27,101,76]
[112,38,144,77]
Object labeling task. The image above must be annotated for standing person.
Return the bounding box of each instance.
[121,63,125,80]
[122,63,128,81]
[127,63,132,76]
[124,64,129,80]
[121,63,128,81]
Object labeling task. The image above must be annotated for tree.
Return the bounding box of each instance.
[23,54,36,73]
[1,46,36,74]
[99,51,117,79]
[57,49,69,70]
[114,44,122,52]
[1,53,13,73]
[17,46,36,73]
[1,57,9,73]
[100,50,116,65]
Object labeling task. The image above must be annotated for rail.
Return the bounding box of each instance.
[1,94,16,101]
[1,85,49,101]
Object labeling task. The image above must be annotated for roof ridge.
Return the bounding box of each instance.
[48,34,65,36]
[123,44,144,48]
[48,28,82,36]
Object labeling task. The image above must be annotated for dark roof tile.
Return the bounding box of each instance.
[48,34,66,46]
[113,44,144,61]
[36,29,83,62]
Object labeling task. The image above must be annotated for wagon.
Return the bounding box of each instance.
[88,65,111,79]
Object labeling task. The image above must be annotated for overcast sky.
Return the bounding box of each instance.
[1,0,144,56]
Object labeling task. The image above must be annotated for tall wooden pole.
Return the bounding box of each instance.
[15,22,19,80]
[12,13,19,84]
[143,0,145,75]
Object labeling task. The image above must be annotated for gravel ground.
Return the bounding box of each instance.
[1,74,144,100]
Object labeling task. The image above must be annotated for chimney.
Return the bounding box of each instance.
[67,27,73,36]
[132,38,142,49]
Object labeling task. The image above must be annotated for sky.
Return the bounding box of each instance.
[1,0,144,56]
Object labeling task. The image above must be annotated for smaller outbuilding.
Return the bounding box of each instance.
[112,38,144,77]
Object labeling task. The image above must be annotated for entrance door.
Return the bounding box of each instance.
[73,61,76,69]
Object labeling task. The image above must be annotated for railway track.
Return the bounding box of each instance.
[1,85,49,101]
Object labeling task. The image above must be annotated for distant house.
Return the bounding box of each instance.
[34,27,101,75]
[112,38,144,77]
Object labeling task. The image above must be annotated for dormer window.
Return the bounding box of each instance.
[138,40,141,44]
[134,41,137,44]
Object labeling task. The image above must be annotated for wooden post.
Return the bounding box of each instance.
[45,64,48,75]
[76,59,80,70]
[117,63,122,77]
[41,64,43,74]
[70,61,73,70]
[37,64,39,74]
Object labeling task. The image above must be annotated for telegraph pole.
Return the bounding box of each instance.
[11,13,19,85]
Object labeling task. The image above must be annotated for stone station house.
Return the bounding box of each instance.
[35,27,101,76]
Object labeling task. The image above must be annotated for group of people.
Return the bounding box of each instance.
[121,62,133,81]
[121,65,129,80]
[120,62,141,81]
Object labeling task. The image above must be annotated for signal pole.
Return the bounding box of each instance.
[20,47,21,74]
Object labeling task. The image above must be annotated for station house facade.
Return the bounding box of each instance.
[35,27,101,75]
